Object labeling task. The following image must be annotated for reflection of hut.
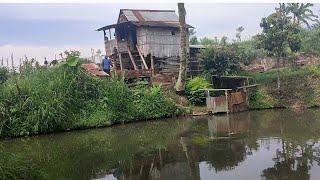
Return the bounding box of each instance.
[204,76,258,114]
[208,113,250,140]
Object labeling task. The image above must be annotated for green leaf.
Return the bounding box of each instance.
[66,57,78,67]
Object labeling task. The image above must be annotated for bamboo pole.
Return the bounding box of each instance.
[151,54,155,76]
[11,53,14,71]
[127,47,137,70]
[115,31,124,76]
[136,45,148,70]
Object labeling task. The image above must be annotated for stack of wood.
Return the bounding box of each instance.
[157,56,203,77]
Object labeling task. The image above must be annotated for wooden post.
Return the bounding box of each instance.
[11,53,14,71]
[151,54,155,76]
[19,58,22,75]
[136,45,148,69]
[225,90,229,114]
[115,31,124,76]
[109,29,112,40]
[1,56,3,67]
[6,57,9,69]
[127,47,137,70]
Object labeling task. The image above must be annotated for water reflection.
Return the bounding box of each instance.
[2,109,320,179]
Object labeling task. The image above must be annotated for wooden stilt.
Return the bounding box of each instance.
[136,45,148,70]
[127,47,137,70]
[151,54,155,76]
[115,32,124,77]
[225,90,229,114]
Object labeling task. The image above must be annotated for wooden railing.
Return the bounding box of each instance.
[104,40,127,56]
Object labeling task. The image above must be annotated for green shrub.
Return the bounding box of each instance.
[248,87,278,109]
[201,45,239,76]
[134,85,178,119]
[0,67,8,84]
[186,77,212,105]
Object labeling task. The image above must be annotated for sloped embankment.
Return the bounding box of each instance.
[245,65,320,109]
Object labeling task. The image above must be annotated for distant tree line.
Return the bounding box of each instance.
[189,3,320,86]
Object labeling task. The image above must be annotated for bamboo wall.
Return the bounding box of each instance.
[136,27,189,58]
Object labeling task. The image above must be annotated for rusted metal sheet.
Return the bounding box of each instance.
[228,90,248,113]
[122,9,178,22]
[81,63,108,77]
[132,10,145,21]
[213,96,229,113]
[229,91,246,105]
[205,88,250,114]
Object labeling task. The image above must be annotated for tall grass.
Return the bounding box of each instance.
[0,56,180,138]
[238,65,320,109]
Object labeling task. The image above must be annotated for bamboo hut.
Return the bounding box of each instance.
[96,9,202,80]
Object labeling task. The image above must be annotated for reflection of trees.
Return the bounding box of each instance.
[260,140,320,180]
[260,109,320,180]
[206,139,248,172]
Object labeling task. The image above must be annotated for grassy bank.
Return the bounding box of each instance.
[239,65,320,109]
[0,60,180,138]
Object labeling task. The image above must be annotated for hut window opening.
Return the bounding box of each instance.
[171,31,176,36]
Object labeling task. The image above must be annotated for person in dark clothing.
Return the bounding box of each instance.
[102,55,111,74]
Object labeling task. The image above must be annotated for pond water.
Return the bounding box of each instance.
[2,109,320,180]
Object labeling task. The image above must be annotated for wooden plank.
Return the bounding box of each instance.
[127,47,137,70]
[151,54,154,76]
[136,45,148,70]
[198,88,233,91]
[225,90,229,114]
[115,34,123,75]
[236,84,259,89]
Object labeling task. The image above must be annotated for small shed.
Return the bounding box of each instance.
[204,76,258,114]
[96,9,202,80]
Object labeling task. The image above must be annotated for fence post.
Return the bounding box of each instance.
[11,53,14,71]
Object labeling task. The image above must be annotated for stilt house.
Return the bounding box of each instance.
[96,9,201,79]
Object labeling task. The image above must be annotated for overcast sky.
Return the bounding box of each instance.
[0,3,319,63]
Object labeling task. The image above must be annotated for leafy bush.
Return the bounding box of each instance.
[134,85,178,119]
[0,67,8,84]
[248,87,278,109]
[186,77,212,105]
[300,27,320,54]
[201,45,239,76]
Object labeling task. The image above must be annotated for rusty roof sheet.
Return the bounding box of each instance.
[121,9,178,22]
[96,21,193,31]
[81,63,109,77]
[96,9,193,31]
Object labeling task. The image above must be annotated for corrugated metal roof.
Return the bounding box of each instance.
[121,9,179,22]
[96,9,193,31]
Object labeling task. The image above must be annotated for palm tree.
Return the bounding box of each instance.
[286,3,319,28]
[175,3,187,93]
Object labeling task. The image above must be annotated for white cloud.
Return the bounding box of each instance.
[0,44,102,66]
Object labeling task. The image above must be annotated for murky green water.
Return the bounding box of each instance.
[2,109,320,180]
